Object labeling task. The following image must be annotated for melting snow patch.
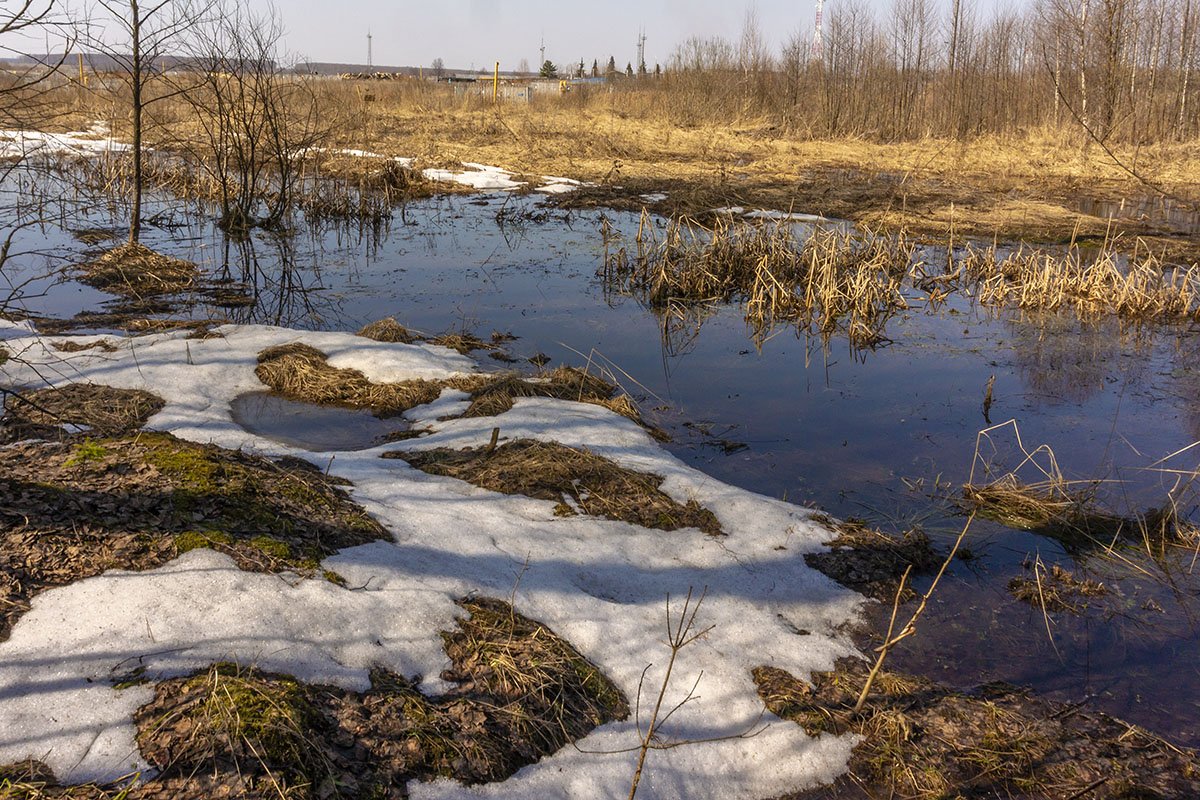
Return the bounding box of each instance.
[0,322,863,798]
[0,123,131,158]
[423,162,526,191]
[641,192,669,203]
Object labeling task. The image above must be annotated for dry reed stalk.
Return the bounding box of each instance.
[602,213,914,350]
[960,236,1200,322]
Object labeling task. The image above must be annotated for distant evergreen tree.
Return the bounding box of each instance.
[625,62,633,78]
[539,59,558,78]
[638,58,647,77]
[605,55,616,79]
[654,63,661,78]
[578,58,585,78]
[591,58,599,77]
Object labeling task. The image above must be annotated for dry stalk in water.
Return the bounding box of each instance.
[854,513,975,713]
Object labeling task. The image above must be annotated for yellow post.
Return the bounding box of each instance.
[77,53,84,85]
[493,61,499,102]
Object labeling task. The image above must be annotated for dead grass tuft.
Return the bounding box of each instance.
[451,365,636,420]
[427,332,495,355]
[254,342,442,416]
[960,236,1200,322]
[356,316,417,343]
[50,339,118,353]
[388,438,722,534]
[601,211,913,349]
[78,243,199,299]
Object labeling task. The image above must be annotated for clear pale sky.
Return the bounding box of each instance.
[250,0,822,70]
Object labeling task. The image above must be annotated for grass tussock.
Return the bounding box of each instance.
[960,237,1200,322]
[255,342,442,416]
[388,438,722,535]
[356,316,417,343]
[757,659,1200,800]
[446,365,642,423]
[78,242,199,299]
[123,598,626,796]
[962,420,1187,552]
[602,211,913,349]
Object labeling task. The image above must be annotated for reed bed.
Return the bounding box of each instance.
[958,237,1200,322]
[601,211,915,349]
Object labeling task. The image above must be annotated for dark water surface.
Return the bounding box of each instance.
[6,179,1200,746]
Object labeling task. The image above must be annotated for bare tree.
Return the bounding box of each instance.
[77,0,205,244]
[182,0,322,231]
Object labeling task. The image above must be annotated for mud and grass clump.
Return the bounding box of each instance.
[388,438,722,534]
[1,384,163,443]
[255,342,442,415]
[1008,561,1108,614]
[756,659,1200,800]
[963,475,1173,550]
[803,518,941,600]
[119,598,626,797]
[0,431,386,640]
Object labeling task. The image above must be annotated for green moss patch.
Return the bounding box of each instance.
[757,659,1200,800]
[0,432,386,641]
[387,438,722,535]
[119,598,626,797]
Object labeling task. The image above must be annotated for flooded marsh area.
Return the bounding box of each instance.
[2,157,1200,795]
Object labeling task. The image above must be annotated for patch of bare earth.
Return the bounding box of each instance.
[756,658,1200,800]
[0,599,628,799]
[386,438,721,535]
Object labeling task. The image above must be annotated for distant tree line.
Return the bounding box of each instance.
[646,0,1198,143]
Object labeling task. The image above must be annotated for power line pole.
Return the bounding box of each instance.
[636,27,647,74]
[367,29,373,69]
[539,33,545,68]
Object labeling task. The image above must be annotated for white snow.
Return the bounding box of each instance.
[422,162,526,191]
[534,176,588,195]
[640,192,669,203]
[713,206,845,226]
[0,123,130,158]
[0,321,863,798]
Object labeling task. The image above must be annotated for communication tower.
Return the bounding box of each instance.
[812,0,824,60]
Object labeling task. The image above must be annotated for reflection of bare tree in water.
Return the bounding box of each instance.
[216,232,344,329]
[1167,334,1200,443]
[1005,311,1150,406]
